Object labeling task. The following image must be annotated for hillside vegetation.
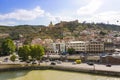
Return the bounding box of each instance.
[0,21,120,40]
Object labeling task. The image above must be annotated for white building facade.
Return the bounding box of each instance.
[48,42,66,54]
[66,41,88,53]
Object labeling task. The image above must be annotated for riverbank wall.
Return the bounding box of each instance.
[0,64,120,77]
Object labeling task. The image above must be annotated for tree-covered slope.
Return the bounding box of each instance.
[0,21,120,40]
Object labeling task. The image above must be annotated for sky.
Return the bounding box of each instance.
[0,0,120,26]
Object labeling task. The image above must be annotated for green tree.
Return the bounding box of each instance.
[99,31,107,36]
[10,54,16,62]
[30,45,45,64]
[9,32,19,40]
[29,45,36,59]
[1,39,16,55]
[67,48,75,55]
[18,45,30,61]
[23,39,31,45]
[114,34,119,37]
[18,45,45,63]
[36,45,45,64]
[43,46,50,53]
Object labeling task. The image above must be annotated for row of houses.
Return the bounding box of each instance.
[47,41,114,55]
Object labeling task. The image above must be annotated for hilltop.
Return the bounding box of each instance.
[0,20,120,41]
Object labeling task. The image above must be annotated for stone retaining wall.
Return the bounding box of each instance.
[0,64,119,77]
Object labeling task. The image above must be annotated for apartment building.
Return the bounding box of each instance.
[104,42,114,53]
[87,41,104,55]
[66,41,88,53]
[47,40,114,55]
[48,43,66,54]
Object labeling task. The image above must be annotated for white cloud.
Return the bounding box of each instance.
[56,16,74,21]
[0,6,73,24]
[77,0,103,15]
[82,11,120,25]
[45,13,57,21]
[0,6,44,21]
[0,3,119,26]
[0,21,16,26]
[45,12,74,22]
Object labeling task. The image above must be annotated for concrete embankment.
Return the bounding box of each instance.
[50,65,120,77]
[0,64,120,77]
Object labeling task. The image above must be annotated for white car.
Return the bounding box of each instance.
[0,61,2,64]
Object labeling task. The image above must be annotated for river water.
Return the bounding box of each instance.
[0,70,119,80]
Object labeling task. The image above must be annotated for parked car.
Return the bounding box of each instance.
[15,59,19,61]
[106,64,112,67]
[20,60,24,62]
[50,62,56,65]
[87,62,94,66]
[75,60,81,64]
[3,58,9,62]
[26,60,31,63]
[32,61,38,64]
[55,60,62,64]
[72,62,76,65]
[45,59,50,62]
[0,61,2,64]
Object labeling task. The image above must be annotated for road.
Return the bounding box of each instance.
[43,62,120,72]
[0,56,120,72]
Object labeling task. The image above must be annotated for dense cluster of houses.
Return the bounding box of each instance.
[12,29,120,64]
[14,38,119,56]
[13,27,120,56]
